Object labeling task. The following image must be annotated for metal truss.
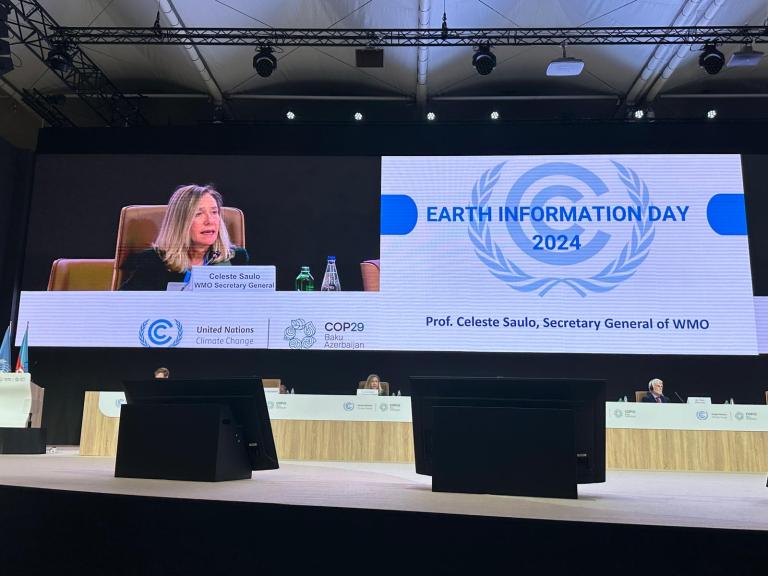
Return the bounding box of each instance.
[53,26,768,47]
[2,0,146,127]
[21,87,75,127]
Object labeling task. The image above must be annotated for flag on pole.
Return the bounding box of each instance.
[0,324,11,373]
[15,323,29,373]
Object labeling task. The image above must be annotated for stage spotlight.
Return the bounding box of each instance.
[699,43,725,75]
[632,109,645,120]
[354,112,363,121]
[253,46,277,78]
[706,109,718,119]
[426,111,436,121]
[46,43,72,73]
[727,44,764,68]
[286,111,295,120]
[472,45,496,76]
[490,111,500,120]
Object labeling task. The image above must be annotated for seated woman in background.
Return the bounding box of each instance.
[120,184,248,290]
[363,373,385,395]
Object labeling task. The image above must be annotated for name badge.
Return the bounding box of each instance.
[189,266,277,292]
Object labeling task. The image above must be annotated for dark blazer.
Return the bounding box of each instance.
[641,392,670,403]
[119,247,249,291]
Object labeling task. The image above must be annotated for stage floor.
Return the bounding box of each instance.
[0,450,765,532]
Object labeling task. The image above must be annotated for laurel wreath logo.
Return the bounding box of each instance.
[283,318,317,349]
[469,161,655,297]
[138,319,184,348]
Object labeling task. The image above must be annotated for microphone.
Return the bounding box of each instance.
[673,391,686,404]
[203,250,221,266]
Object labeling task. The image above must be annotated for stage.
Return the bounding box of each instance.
[0,452,766,575]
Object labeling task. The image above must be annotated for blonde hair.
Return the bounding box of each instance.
[364,374,381,389]
[153,184,234,273]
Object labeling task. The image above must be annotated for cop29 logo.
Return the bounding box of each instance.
[469,161,655,296]
[139,318,184,348]
[284,318,316,349]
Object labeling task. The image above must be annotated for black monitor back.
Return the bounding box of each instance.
[123,377,278,471]
[410,376,605,484]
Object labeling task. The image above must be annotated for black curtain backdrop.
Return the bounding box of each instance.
[20,122,768,443]
[0,137,34,338]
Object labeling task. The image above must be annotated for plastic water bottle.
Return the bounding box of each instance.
[295,266,314,291]
[321,256,341,291]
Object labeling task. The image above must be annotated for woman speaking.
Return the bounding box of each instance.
[120,184,248,290]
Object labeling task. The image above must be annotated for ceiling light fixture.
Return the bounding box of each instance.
[727,44,764,68]
[472,45,496,76]
[546,43,584,77]
[699,43,725,75]
[46,43,72,73]
[706,109,718,119]
[253,46,277,77]
[490,111,500,120]
[426,111,436,121]
[286,111,295,120]
[354,112,363,121]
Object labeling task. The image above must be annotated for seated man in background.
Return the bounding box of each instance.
[642,378,669,403]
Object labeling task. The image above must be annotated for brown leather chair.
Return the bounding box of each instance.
[360,259,380,292]
[47,258,115,291]
[635,390,649,403]
[357,380,390,396]
[262,378,281,389]
[111,205,245,290]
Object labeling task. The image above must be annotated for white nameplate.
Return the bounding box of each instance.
[0,373,32,427]
[687,397,712,405]
[356,388,381,396]
[189,266,276,292]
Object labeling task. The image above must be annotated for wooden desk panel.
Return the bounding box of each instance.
[606,428,768,472]
[271,420,414,462]
[79,393,766,471]
[79,392,120,457]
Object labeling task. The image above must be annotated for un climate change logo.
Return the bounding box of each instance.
[139,319,183,347]
[284,318,316,349]
[469,161,655,296]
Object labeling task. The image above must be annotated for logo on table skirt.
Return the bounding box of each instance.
[613,409,623,418]
[469,161,655,297]
[283,318,316,349]
[343,402,355,411]
[734,411,745,421]
[696,410,709,420]
[139,319,183,348]
[379,403,389,412]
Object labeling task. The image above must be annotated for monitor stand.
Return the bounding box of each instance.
[115,403,252,482]
[431,406,577,499]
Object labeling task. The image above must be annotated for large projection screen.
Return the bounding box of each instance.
[17,153,757,356]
